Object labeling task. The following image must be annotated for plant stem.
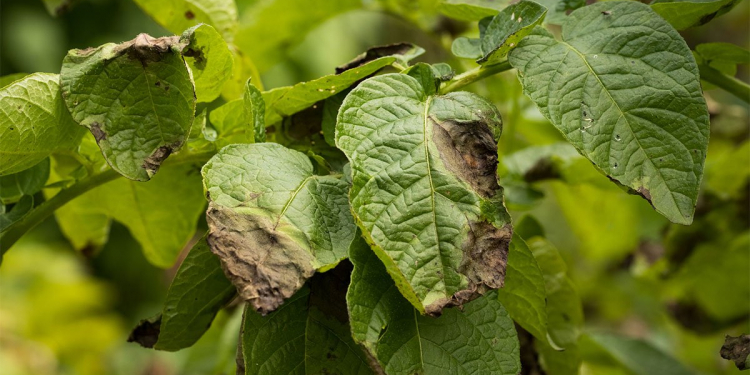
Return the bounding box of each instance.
[439,60,514,94]
[699,64,750,104]
[0,150,215,256]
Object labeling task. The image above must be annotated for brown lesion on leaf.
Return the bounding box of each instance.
[128,315,162,348]
[335,43,418,74]
[90,121,107,142]
[206,203,316,315]
[721,334,750,370]
[431,116,501,198]
[637,186,652,203]
[424,220,512,316]
[115,33,181,66]
[142,142,179,177]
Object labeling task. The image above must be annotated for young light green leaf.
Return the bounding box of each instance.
[133,0,238,41]
[263,43,424,125]
[651,0,742,31]
[0,73,85,176]
[129,236,236,351]
[337,73,511,315]
[243,80,265,143]
[209,98,247,147]
[438,0,508,21]
[221,45,264,100]
[347,236,521,375]
[478,0,547,65]
[497,234,548,342]
[61,34,197,181]
[452,37,483,60]
[202,143,356,314]
[234,0,360,71]
[0,159,50,205]
[241,270,374,375]
[181,24,234,103]
[509,1,710,225]
[51,163,206,267]
[586,332,698,375]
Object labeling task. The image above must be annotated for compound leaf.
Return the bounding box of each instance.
[129,236,236,351]
[497,234,548,342]
[337,73,511,315]
[651,0,742,31]
[509,1,709,225]
[0,73,85,176]
[181,24,234,103]
[202,143,356,314]
[61,34,197,181]
[133,0,238,41]
[347,236,521,375]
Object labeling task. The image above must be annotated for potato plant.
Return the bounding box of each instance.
[1,0,748,374]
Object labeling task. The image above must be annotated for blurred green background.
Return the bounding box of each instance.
[0,0,748,374]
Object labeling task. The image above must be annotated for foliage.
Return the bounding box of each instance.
[0,0,748,374]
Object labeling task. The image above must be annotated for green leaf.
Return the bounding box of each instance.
[61,34,197,181]
[347,236,521,374]
[133,0,238,41]
[586,332,698,375]
[181,24,234,103]
[129,236,236,351]
[337,73,511,315]
[438,0,508,21]
[202,143,356,314]
[42,0,77,17]
[263,43,424,125]
[509,1,710,225]
[694,42,750,77]
[0,73,29,89]
[241,269,374,375]
[497,234,548,342]
[234,0,360,71]
[0,195,34,233]
[451,1,547,65]
[243,80,265,143]
[208,98,247,147]
[0,73,85,176]
[321,90,349,147]
[51,163,206,267]
[0,159,50,205]
[651,0,742,31]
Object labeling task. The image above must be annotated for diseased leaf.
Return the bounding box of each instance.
[509,1,710,225]
[202,143,356,314]
[61,34,197,181]
[50,163,206,267]
[586,332,698,375]
[0,159,50,205]
[133,0,238,41]
[129,236,236,351]
[181,24,234,103]
[234,0,360,71]
[241,265,374,375]
[651,0,742,31]
[263,43,424,125]
[0,73,86,176]
[347,236,521,374]
[720,334,750,371]
[243,80,265,143]
[337,72,511,315]
[497,234,548,342]
[438,0,508,21]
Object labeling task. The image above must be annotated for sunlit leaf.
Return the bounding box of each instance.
[181,24,234,103]
[133,0,238,41]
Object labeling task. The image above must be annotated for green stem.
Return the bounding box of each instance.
[699,64,750,104]
[439,60,514,94]
[0,150,214,255]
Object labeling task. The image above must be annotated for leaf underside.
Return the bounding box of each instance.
[509,1,709,225]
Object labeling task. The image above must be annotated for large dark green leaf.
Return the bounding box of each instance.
[509,1,709,225]
[129,237,236,351]
[347,236,521,374]
[202,143,356,314]
[337,72,511,315]
[61,34,197,181]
